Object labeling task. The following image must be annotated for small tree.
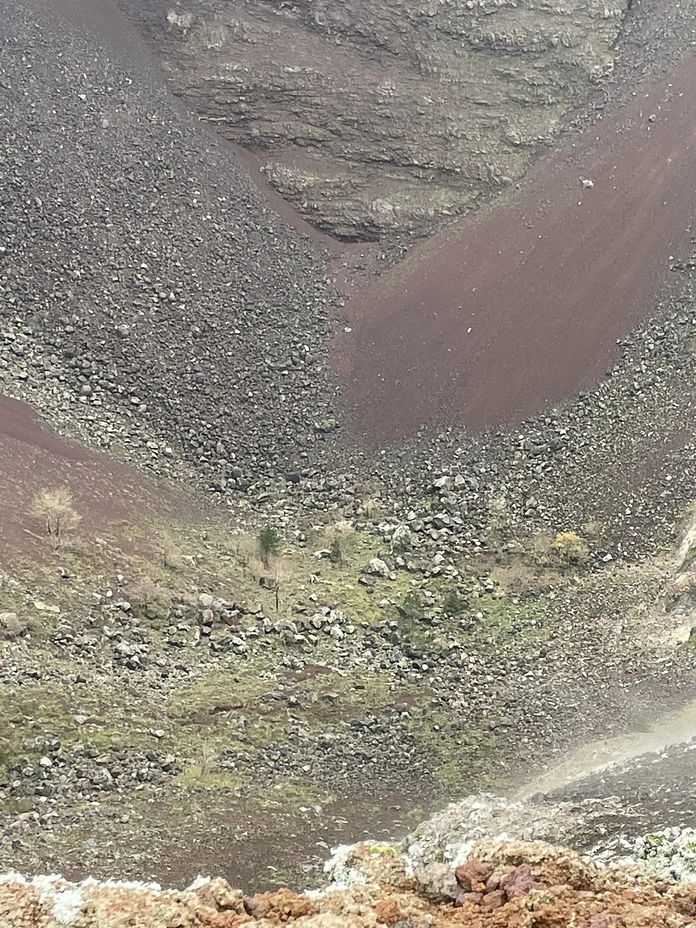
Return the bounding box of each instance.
[31,488,81,546]
[442,590,465,617]
[398,590,424,623]
[258,526,281,568]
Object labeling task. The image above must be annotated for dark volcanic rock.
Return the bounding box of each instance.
[0,0,342,481]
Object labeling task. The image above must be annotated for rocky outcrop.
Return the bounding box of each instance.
[636,828,696,882]
[123,0,627,240]
[5,837,696,927]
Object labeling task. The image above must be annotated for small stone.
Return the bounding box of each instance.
[455,891,483,907]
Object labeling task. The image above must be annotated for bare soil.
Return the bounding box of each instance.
[0,395,195,568]
[333,56,696,442]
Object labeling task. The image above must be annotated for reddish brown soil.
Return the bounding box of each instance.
[333,57,696,442]
[0,395,194,567]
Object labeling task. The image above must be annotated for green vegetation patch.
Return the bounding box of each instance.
[470,593,550,647]
[0,680,153,771]
[406,711,501,794]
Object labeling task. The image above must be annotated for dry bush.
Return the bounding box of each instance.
[531,532,554,564]
[198,743,218,778]
[531,530,589,568]
[31,488,81,546]
[126,578,171,619]
[157,530,186,570]
[665,571,696,612]
[246,554,267,581]
[325,522,358,567]
[361,497,383,521]
[670,572,696,597]
[553,531,589,563]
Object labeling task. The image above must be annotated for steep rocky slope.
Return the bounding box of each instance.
[1,0,694,571]
[1,392,694,888]
[0,0,342,488]
[124,0,627,240]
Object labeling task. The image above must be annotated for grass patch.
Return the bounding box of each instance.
[0,680,153,772]
[469,593,550,647]
[168,664,277,720]
[406,712,501,793]
[176,766,244,791]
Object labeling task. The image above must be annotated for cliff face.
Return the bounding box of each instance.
[123,0,627,240]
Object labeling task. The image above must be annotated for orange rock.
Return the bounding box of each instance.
[2,839,696,927]
[373,898,402,925]
[454,858,494,891]
[242,887,318,921]
[481,890,506,911]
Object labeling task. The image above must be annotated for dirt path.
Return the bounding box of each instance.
[333,56,696,442]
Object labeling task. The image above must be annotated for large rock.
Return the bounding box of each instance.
[0,612,27,640]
